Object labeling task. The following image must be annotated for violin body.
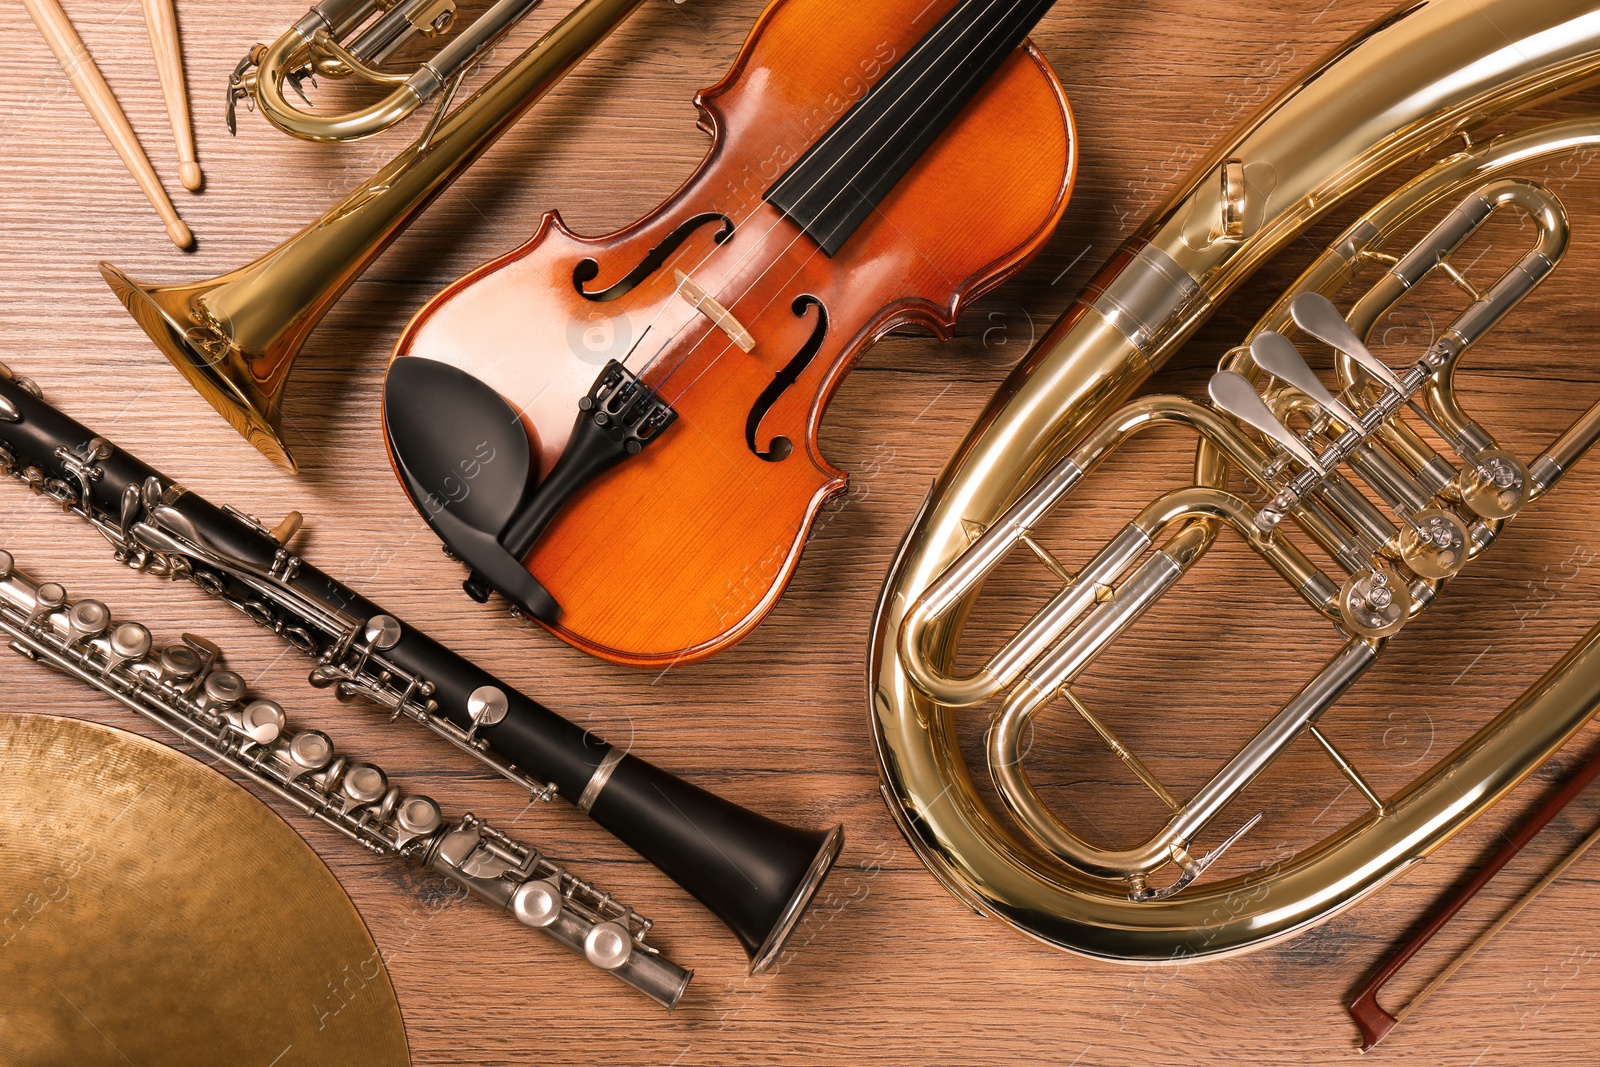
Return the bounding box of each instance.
[387,0,1075,667]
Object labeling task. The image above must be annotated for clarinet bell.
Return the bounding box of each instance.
[580,751,843,972]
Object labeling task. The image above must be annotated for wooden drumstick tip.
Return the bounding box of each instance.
[166,216,194,249]
[179,161,202,192]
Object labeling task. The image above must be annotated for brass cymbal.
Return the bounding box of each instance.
[0,713,409,1066]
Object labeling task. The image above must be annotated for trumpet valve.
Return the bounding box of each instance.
[409,0,457,36]
[327,0,459,79]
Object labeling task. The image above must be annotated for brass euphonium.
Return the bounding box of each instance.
[871,0,1600,961]
[101,0,648,471]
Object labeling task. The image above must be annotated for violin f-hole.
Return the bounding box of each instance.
[573,212,734,302]
[746,295,828,462]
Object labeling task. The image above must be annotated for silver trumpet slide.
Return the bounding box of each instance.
[0,547,691,1008]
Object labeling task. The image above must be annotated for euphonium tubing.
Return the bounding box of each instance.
[906,165,1600,899]
[871,0,1600,961]
[101,0,649,472]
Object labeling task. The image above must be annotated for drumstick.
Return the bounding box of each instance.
[140,0,201,191]
[21,0,193,249]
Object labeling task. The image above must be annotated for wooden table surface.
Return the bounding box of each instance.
[6,1,1600,1064]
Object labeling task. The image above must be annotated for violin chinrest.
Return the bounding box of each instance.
[384,356,561,621]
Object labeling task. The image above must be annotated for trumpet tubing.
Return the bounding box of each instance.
[870,0,1600,962]
[227,0,549,143]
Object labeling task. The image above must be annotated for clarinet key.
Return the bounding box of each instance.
[364,615,403,651]
[467,685,508,726]
[465,684,508,743]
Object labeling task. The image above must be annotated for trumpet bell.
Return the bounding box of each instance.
[99,262,299,471]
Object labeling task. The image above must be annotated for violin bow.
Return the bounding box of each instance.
[1347,742,1600,1051]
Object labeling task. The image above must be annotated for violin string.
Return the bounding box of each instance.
[682,0,1023,300]
[614,0,1014,380]
[645,0,1041,404]
[643,0,1031,392]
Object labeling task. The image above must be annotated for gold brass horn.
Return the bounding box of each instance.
[226,0,544,142]
[102,0,648,471]
[870,0,1600,962]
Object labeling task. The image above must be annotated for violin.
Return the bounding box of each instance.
[383,0,1075,667]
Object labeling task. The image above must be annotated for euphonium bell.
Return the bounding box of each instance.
[103,0,650,471]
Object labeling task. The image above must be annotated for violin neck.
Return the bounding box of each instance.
[765,0,1057,255]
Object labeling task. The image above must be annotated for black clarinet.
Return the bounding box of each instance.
[0,362,841,972]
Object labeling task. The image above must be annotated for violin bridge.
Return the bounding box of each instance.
[674,270,755,353]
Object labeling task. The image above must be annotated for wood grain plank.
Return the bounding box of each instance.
[5,0,1600,1063]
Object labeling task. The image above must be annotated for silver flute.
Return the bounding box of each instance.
[0,547,691,1008]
